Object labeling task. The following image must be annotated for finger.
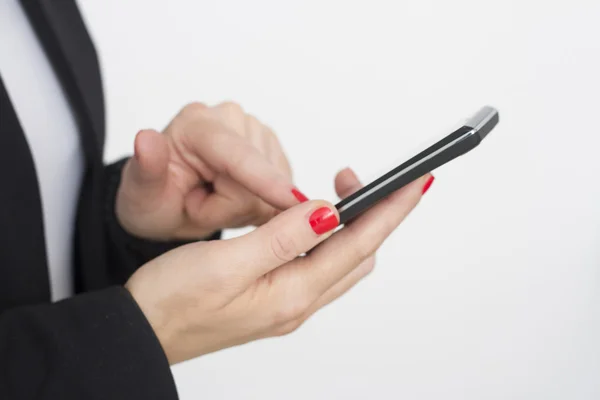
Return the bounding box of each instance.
[251,201,279,226]
[209,101,246,134]
[245,115,269,156]
[225,200,340,281]
[306,167,375,304]
[121,129,170,201]
[335,167,362,199]
[263,125,293,179]
[185,176,256,230]
[295,174,432,297]
[303,167,361,256]
[303,256,375,320]
[181,117,307,209]
[296,166,374,314]
[185,191,236,232]
[263,169,371,330]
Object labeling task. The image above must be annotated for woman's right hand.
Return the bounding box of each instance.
[125,170,433,364]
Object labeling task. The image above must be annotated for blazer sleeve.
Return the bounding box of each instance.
[103,158,221,283]
[0,286,178,400]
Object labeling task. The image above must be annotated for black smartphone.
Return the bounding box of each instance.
[335,106,499,224]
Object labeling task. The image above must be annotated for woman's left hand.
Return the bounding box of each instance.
[116,101,306,241]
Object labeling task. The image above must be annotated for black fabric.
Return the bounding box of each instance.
[0,75,51,310]
[0,287,176,400]
[19,0,110,292]
[0,0,218,398]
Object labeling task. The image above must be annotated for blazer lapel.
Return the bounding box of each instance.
[19,0,105,164]
[0,77,52,309]
[18,0,111,291]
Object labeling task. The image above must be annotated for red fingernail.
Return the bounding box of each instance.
[292,188,309,203]
[309,207,339,235]
[422,175,435,194]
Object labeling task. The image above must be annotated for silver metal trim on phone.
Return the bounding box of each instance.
[465,106,498,131]
[337,129,475,213]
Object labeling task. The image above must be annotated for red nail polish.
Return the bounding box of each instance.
[309,207,339,235]
[422,175,435,194]
[292,188,309,203]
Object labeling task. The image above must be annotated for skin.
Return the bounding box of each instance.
[118,102,432,364]
[116,102,299,241]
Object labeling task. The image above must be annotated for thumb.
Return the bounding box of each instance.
[123,129,170,197]
[230,200,340,279]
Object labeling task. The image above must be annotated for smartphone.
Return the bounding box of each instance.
[335,106,499,224]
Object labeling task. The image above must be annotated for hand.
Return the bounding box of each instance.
[125,171,433,364]
[116,102,306,241]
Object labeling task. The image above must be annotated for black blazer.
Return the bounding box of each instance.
[0,1,207,399]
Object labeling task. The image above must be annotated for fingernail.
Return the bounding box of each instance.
[422,175,435,195]
[309,207,339,235]
[292,188,309,203]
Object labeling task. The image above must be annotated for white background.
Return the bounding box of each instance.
[79,1,600,399]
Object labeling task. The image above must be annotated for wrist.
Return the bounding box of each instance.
[125,277,179,364]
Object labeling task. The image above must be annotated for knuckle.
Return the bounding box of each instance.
[270,231,299,263]
[263,125,279,143]
[219,101,244,116]
[351,236,377,262]
[182,101,208,116]
[247,114,261,126]
[227,144,250,172]
[346,223,384,261]
[272,298,309,325]
[273,319,304,337]
[361,257,376,276]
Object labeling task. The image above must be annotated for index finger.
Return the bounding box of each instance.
[183,117,304,210]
